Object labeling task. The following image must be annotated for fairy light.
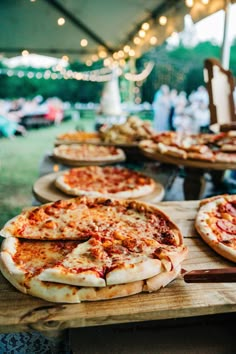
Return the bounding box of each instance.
[91,54,98,62]
[62,55,69,62]
[159,16,167,26]
[129,49,136,57]
[141,22,150,31]
[80,39,88,47]
[57,17,65,26]
[185,0,194,7]
[113,52,119,60]
[98,50,107,58]
[138,29,146,38]
[118,50,124,58]
[123,45,130,53]
[133,36,141,45]
[22,50,29,56]
[201,0,209,4]
[150,36,158,45]
[86,60,92,66]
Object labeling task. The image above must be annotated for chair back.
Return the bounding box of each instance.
[204,58,236,127]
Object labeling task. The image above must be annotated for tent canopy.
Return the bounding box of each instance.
[1,0,235,63]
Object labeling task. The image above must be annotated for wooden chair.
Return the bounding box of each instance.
[204,58,236,132]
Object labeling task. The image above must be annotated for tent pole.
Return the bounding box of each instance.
[221,0,232,69]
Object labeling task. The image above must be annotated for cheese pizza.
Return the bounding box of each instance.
[53,144,126,164]
[55,166,156,198]
[0,197,187,303]
[195,195,236,262]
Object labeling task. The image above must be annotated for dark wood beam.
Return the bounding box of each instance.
[44,0,115,54]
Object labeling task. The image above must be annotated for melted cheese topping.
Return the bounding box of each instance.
[61,166,154,194]
[54,144,121,160]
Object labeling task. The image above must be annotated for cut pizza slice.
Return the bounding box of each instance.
[0,236,181,303]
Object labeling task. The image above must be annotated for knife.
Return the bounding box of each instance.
[181,267,236,283]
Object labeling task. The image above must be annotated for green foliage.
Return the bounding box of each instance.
[0,41,235,103]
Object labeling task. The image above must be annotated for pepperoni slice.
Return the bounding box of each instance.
[224,202,236,216]
[216,219,236,235]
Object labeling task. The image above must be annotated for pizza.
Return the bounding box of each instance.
[139,131,236,164]
[56,131,100,144]
[0,196,188,303]
[55,166,156,198]
[99,116,155,144]
[53,144,126,164]
[195,194,236,262]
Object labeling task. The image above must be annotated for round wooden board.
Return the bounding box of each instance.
[33,171,165,204]
[141,148,236,171]
[51,154,126,166]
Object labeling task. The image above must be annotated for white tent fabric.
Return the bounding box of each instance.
[0,0,235,62]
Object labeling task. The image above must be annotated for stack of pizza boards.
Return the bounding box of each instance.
[0,196,188,303]
[139,131,236,168]
[32,166,165,204]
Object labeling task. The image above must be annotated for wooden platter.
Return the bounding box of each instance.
[0,201,236,334]
[141,147,236,170]
[51,153,126,167]
[32,171,165,204]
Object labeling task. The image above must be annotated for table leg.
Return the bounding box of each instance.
[183,168,205,200]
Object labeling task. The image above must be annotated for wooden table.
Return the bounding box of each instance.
[141,149,236,200]
[0,200,235,334]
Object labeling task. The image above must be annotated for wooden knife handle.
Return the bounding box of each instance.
[183,267,236,283]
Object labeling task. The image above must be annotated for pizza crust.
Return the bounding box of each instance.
[195,195,236,263]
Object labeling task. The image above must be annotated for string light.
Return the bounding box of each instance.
[138,30,146,38]
[141,22,150,31]
[133,37,141,45]
[123,45,130,53]
[80,39,88,47]
[150,36,158,45]
[62,55,69,62]
[22,50,29,56]
[185,0,194,7]
[129,49,136,57]
[57,17,65,26]
[201,0,209,4]
[159,16,167,26]
[124,62,154,81]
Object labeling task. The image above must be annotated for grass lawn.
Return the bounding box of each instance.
[0,116,95,228]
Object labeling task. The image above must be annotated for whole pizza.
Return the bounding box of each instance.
[53,144,126,165]
[56,131,100,144]
[195,194,236,262]
[55,165,157,199]
[0,197,188,303]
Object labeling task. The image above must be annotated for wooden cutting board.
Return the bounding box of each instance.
[0,201,235,334]
[141,148,236,170]
[32,171,165,204]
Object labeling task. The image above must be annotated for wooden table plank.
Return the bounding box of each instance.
[0,201,235,334]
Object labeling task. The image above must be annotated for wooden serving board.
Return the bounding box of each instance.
[51,154,126,167]
[32,171,165,204]
[0,201,236,334]
[141,148,236,170]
